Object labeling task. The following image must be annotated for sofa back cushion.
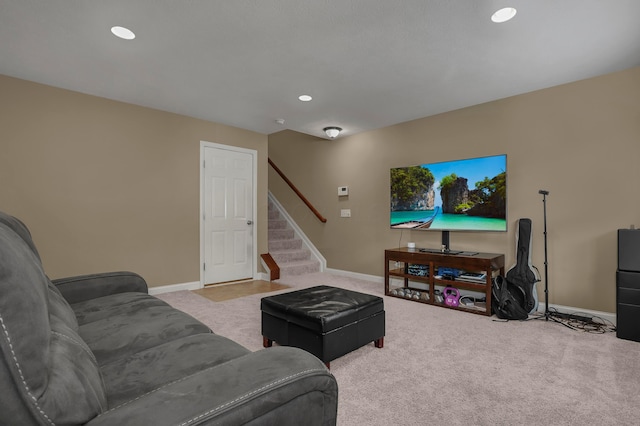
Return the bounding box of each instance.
[0,210,42,261]
[0,222,107,425]
[48,280,79,331]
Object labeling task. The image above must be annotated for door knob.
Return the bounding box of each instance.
[247,220,253,225]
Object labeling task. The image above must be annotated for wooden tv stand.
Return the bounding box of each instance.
[384,248,505,316]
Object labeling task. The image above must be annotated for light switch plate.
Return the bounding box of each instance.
[340,209,351,218]
[338,186,349,196]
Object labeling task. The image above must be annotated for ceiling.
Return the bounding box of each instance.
[1,1,639,140]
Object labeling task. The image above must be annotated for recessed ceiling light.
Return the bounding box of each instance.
[298,95,312,102]
[491,7,517,23]
[111,26,136,40]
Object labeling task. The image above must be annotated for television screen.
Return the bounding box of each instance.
[390,154,507,232]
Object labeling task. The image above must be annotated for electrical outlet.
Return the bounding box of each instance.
[340,209,351,218]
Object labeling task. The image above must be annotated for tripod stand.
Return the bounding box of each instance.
[539,190,551,321]
[537,189,566,325]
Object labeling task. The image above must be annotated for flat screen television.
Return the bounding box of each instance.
[390,154,507,239]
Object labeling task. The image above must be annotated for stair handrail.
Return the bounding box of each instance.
[268,158,327,223]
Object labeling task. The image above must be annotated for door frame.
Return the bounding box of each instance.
[199,141,258,287]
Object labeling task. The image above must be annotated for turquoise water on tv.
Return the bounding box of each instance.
[391,210,506,231]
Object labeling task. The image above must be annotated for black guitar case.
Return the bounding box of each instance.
[505,218,540,314]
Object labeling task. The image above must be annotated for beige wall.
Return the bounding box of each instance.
[268,66,640,313]
[0,75,268,287]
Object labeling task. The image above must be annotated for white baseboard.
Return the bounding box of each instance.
[326,268,617,325]
[149,273,272,295]
[148,281,201,295]
[326,268,383,284]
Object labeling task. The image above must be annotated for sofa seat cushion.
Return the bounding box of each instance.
[100,333,251,407]
[72,291,170,325]
[75,293,212,365]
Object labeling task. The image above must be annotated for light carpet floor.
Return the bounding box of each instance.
[156,272,640,426]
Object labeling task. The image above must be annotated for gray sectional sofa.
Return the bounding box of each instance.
[0,211,338,425]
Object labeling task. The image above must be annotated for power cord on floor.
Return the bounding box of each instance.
[530,308,616,333]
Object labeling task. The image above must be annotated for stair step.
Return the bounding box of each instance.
[268,228,294,240]
[268,219,288,230]
[279,259,321,276]
[268,210,281,220]
[271,248,311,263]
[269,239,302,251]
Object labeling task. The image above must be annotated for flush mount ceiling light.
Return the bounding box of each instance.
[323,127,342,139]
[491,7,517,23]
[111,26,136,40]
[298,94,313,102]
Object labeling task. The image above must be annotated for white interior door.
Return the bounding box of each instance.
[201,143,255,284]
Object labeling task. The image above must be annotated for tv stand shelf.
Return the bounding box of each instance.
[384,247,505,316]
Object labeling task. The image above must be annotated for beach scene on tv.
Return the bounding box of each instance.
[390,155,507,231]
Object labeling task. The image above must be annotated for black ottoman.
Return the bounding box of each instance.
[261,285,385,368]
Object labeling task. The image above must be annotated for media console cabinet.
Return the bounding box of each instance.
[384,248,505,316]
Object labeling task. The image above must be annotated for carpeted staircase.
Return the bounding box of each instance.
[268,200,320,276]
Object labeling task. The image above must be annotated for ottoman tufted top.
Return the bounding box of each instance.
[261,285,384,333]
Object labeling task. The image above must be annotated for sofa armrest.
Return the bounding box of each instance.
[86,347,338,426]
[51,271,148,304]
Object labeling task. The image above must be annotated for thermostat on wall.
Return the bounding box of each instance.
[338,186,349,196]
